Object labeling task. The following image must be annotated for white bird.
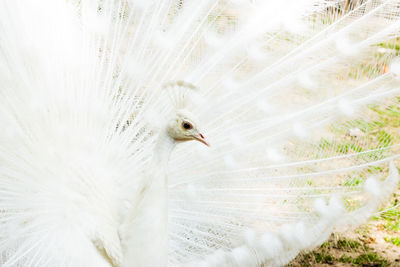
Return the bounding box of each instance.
[119,82,210,267]
[0,0,399,267]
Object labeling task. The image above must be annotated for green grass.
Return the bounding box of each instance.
[375,206,400,232]
[386,221,400,232]
[378,41,400,51]
[293,240,390,267]
[335,239,362,250]
[314,252,335,264]
[352,252,390,266]
[367,165,383,174]
[384,236,400,247]
[337,253,389,266]
[338,255,354,263]
[344,177,363,187]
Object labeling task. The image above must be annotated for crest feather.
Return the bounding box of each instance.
[163,80,198,109]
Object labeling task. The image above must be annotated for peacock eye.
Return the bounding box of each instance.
[182,122,193,130]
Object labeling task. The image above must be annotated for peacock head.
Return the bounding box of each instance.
[167,109,209,146]
[164,81,210,147]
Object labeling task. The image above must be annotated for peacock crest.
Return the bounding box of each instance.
[163,80,199,109]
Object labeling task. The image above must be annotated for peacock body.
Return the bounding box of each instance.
[0,0,399,266]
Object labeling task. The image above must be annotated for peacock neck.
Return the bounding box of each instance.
[120,132,175,267]
[152,132,175,173]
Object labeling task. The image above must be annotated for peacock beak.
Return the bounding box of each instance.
[193,133,210,147]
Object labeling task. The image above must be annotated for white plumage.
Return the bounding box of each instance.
[0,0,399,266]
